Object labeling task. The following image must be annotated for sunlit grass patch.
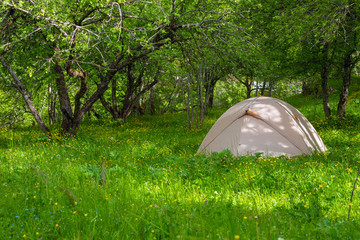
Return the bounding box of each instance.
[0,96,360,239]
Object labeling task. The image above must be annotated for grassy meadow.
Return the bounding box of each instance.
[1,94,360,239]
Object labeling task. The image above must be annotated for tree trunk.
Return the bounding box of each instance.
[111,77,121,120]
[302,79,312,96]
[119,65,159,121]
[245,78,252,98]
[52,39,165,135]
[48,83,56,124]
[120,64,139,120]
[269,79,274,97]
[261,80,266,96]
[0,57,51,135]
[204,76,218,110]
[54,62,73,133]
[149,85,156,115]
[199,65,204,128]
[206,82,215,109]
[320,41,331,118]
[337,0,356,118]
[337,53,352,117]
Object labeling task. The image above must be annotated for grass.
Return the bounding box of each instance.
[0,94,360,239]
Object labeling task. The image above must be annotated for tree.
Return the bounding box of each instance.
[260,0,360,118]
[1,0,256,134]
[100,60,161,121]
[0,57,51,135]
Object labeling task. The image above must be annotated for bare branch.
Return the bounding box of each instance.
[1,24,50,49]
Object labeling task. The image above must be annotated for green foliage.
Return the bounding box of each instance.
[0,94,360,239]
[215,79,248,107]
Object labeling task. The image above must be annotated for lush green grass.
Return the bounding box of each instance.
[1,95,360,239]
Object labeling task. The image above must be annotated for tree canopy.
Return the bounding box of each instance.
[0,0,359,133]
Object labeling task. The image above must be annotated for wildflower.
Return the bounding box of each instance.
[23,235,26,238]
[36,232,39,235]
[84,213,88,217]
[243,216,247,219]
[55,224,59,227]
[54,203,58,206]
[235,235,240,239]
[304,205,307,208]
[349,203,353,206]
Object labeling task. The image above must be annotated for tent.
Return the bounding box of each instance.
[197,97,327,157]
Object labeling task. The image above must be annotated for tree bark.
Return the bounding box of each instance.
[337,0,356,118]
[0,57,51,135]
[261,80,266,96]
[54,61,73,133]
[302,79,312,96]
[320,41,331,118]
[245,77,252,98]
[119,64,160,121]
[337,53,352,117]
[111,77,120,120]
[99,94,115,117]
[70,47,158,133]
[204,74,218,110]
[48,83,56,124]
[149,85,156,115]
[269,79,274,97]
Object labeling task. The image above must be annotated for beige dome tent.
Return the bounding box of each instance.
[198,97,327,157]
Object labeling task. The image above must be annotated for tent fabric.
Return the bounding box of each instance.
[197,97,327,157]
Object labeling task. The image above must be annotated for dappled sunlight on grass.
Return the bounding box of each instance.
[0,105,359,239]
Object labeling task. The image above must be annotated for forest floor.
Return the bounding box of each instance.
[0,93,360,239]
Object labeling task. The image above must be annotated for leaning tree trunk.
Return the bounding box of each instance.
[0,57,51,135]
[320,41,331,118]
